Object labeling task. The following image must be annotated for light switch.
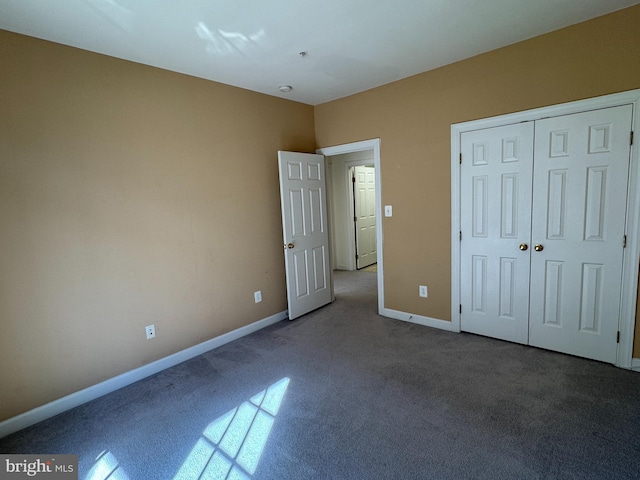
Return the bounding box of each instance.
[384,205,393,217]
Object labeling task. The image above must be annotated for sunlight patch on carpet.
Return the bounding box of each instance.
[173,377,290,479]
[85,450,130,480]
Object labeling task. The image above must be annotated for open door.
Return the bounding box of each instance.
[353,165,377,269]
[278,151,332,320]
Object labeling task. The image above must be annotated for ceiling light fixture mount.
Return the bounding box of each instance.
[299,51,308,57]
[279,85,293,93]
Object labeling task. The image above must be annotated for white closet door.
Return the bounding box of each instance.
[528,105,633,363]
[460,122,534,344]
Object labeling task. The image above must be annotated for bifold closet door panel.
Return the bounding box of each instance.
[460,122,534,344]
[528,105,633,363]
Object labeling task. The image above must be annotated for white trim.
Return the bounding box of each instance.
[317,139,384,314]
[382,308,456,332]
[345,165,357,271]
[451,125,462,333]
[325,159,337,272]
[345,159,374,167]
[451,89,640,368]
[0,311,287,439]
[632,358,640,372]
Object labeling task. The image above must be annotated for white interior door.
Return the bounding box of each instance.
[460,122,534,344]
[354,165,377,269]
[528,105,633,363]
[460,105,633,363]
[278,151,332,320]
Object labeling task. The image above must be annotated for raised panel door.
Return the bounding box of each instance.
[528,105,633,362]
[460,122,534,343]
[354,165,377,269]
[278,151,332,320]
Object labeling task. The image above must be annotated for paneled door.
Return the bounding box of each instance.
[460,122,534,344]
[460,105,633,363]
[278,151,332,320]
[528,105,633,363]
[354,165,377,269]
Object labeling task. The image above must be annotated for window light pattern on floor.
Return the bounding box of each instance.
[85,450,130,480]
[174,377,290,480]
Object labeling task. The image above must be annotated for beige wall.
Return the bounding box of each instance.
[0,30,315,421]
[315,6,640,347]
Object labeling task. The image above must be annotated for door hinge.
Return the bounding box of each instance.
[459,153,462,164]
[631,131,634,146]
[354,216,357,222]
[623,235,627,248]
[352,176,356,183]
[459,304,462,314]
[459,231,462,241]
[356,254,359,260]
[617,331,620,343]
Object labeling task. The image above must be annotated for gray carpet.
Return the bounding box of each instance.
[2,269,640,479]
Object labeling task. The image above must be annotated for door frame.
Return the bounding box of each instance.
[317,139,384,314]
[451,89,640,369]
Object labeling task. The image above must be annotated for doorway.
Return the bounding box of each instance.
[326,151,376,271]
[317,139,384,314]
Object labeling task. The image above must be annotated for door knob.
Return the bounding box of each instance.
[534,244,544,252]
[519,243,529,251]
[287,243,295,249]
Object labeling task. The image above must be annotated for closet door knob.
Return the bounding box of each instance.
[534,244,544,252]
[519,243,529,251]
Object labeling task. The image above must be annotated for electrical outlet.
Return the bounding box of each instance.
[254,290,262,303]
[145,324,156,339]
[419,285,428,298]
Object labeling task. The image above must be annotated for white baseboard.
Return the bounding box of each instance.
[0,311,287,439]
[632,358,640,372]
[381,308,456,332]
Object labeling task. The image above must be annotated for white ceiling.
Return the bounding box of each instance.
[1,0,638,105]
